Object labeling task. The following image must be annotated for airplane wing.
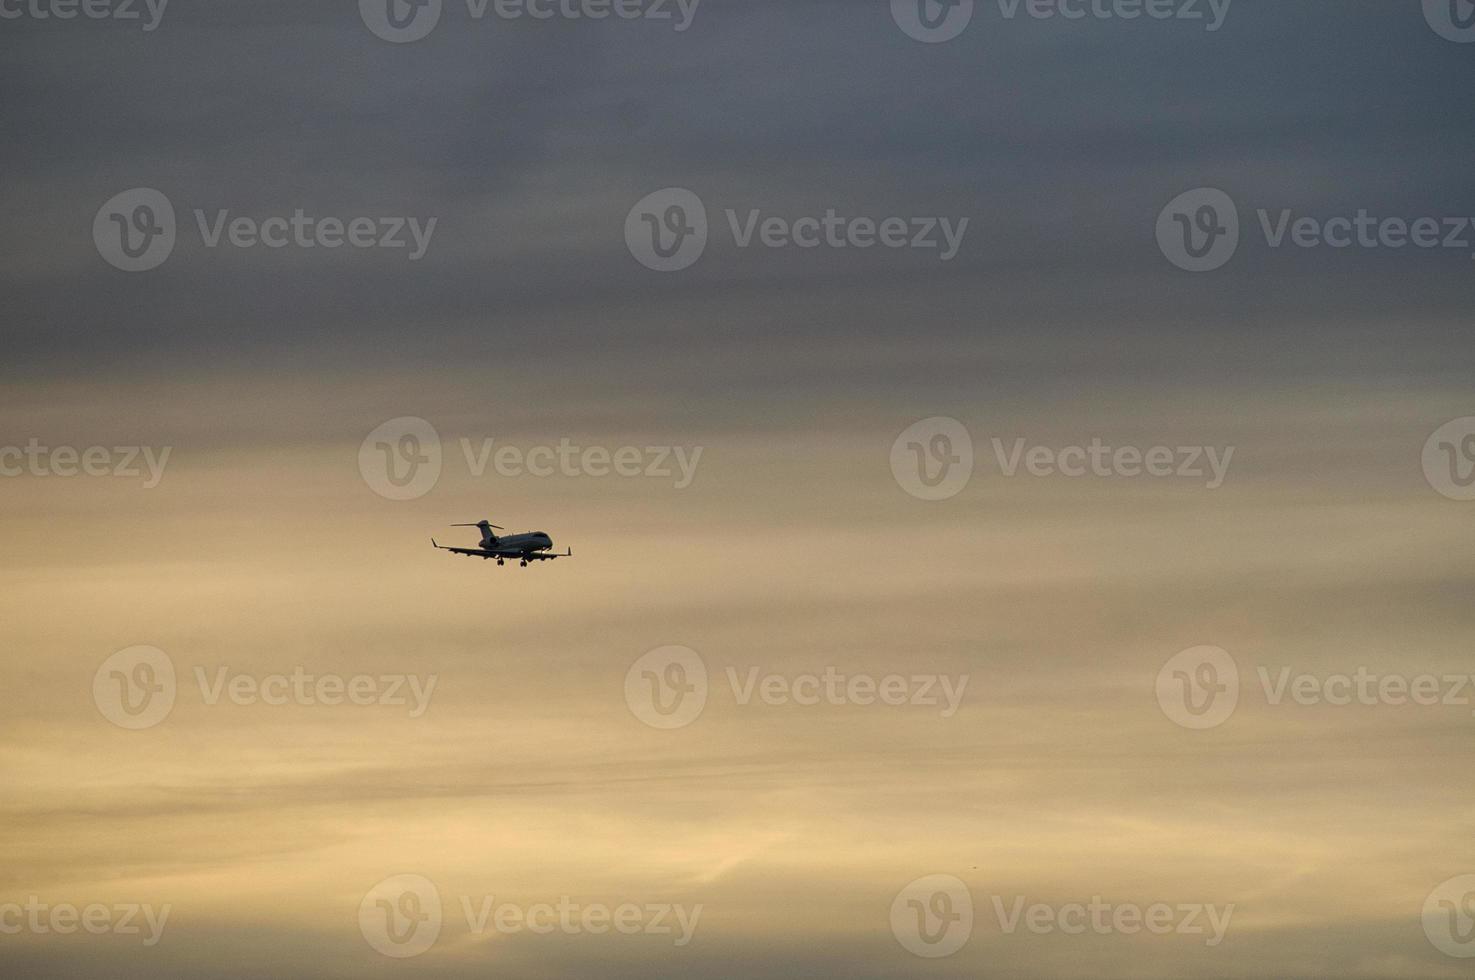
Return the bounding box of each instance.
[431,539,493,557]
[524,549,573,561]
[432,540,572,561]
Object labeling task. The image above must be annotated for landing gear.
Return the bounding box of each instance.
[497,559,505,566]
[519,559,528,567]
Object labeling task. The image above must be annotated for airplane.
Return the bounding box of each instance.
[432,520,572,567]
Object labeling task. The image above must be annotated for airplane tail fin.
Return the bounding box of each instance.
[451,519,504,545]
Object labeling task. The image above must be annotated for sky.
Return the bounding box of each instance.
[2,1,1474,977]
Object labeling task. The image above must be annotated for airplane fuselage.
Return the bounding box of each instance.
[478,531,553,556]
